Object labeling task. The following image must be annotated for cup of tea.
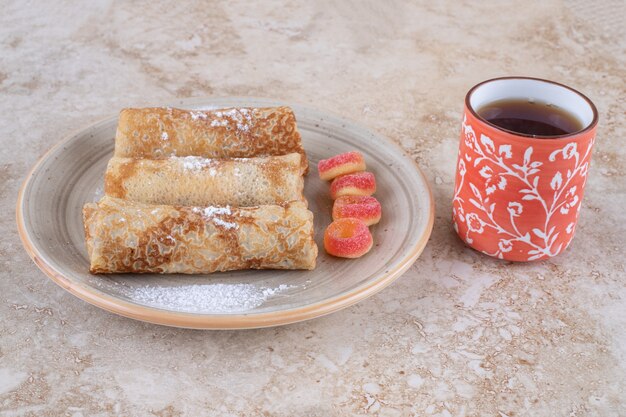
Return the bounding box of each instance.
[452,76,598,261]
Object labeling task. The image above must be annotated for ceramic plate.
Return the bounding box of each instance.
[17,97,434,329]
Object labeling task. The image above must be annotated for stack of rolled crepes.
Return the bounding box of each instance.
[83,106,318,274]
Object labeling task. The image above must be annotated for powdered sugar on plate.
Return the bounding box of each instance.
[129,283,294,313]
[92,184,104,202]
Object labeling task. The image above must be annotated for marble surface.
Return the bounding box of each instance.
[1,1,624,415]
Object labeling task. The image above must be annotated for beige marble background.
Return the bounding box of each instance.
[1,1,625,416]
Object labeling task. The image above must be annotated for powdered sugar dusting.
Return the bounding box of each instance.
[129,283,294,313]
[210,119,228,127]
[190,111,208,120]
[192,205,238,230]
[212,108,255,132]
[193,206,231,217]
[180,156,216,172]
[188,107,260,132]
[212,218,237,229]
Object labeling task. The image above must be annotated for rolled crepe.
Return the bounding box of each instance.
[83,197,318,274]
[104,153,306,207]
[114,106,307,171]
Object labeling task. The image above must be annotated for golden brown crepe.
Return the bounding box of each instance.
[114,106,308,171]
[83,197,318,274]
[104,153,306,207]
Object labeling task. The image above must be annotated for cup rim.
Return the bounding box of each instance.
[465,76,599,140]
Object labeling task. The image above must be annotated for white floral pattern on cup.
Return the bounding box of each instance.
[453,115,594,261]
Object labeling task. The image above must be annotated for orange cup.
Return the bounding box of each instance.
[452,77,598,261]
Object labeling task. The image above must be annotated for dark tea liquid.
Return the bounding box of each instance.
[477,99,583,137]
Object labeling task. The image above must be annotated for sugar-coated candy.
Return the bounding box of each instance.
[318,151,366,181]
[330,172,376,199]
[332,195,382,226]
[323,218,373,258]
